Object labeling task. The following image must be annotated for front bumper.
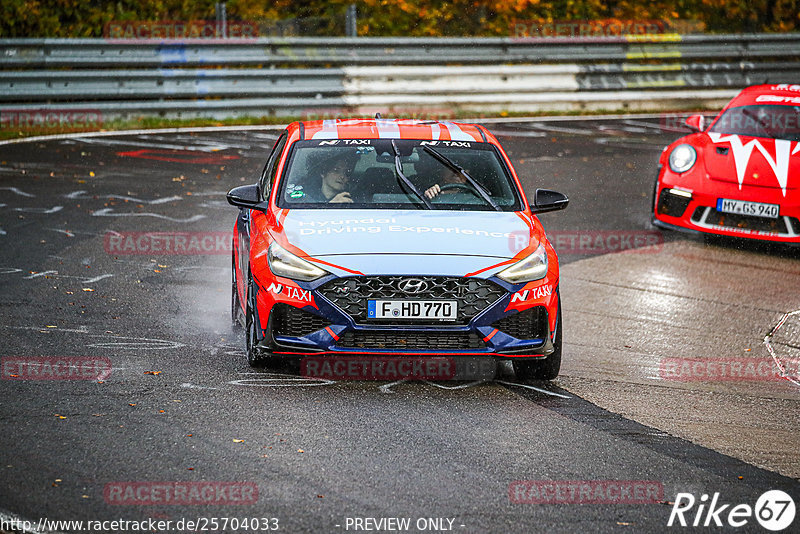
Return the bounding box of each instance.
[653,169,800,244]
[253,274,559,359]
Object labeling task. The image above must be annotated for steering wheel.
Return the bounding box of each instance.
[438,182,480,198]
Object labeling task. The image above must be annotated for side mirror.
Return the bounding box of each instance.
[684,114,705,133]
[531,189,569,214]
[227,184,266,211]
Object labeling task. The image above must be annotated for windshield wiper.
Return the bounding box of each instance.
[422,146,501,212]
[391,140,433,210]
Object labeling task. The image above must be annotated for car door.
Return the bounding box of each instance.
[235,131,288,306]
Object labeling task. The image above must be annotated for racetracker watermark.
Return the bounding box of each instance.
[718,109,800,132]
[1,109,102,131]
[104,20,258,39]
[301,356,459,381]
[1,357,112,381]
[104,482,258,505]
[2,517,279,532]
[509,230,663,255]
[510,19,668,39]
[660,113,711,132]
[104,232,231,255]
[509,480,664,504]
[659,357,800,382]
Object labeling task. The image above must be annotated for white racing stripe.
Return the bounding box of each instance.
[375,118,401,138]
[310,119,339,139]
[441,121,477,141]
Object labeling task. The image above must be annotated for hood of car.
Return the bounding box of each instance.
[279,209,537,274]
[702,132,800,193]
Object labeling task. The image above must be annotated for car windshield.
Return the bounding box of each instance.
[709,104,800,141]
[277,139,522,211]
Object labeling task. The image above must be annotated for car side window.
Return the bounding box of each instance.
[259,133,288,200]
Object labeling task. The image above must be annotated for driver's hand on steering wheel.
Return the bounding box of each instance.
[424,184,441,200]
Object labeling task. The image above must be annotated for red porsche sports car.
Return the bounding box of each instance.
[227,118,568,380]
[653,84,800,243]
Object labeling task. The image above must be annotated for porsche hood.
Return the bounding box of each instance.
[703,132,800,194]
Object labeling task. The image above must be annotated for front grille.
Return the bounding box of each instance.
[319,276,505,324]
[272,304,332,338]
[691,207,792,234]
[337,331,485,350]
[492,307,548,340]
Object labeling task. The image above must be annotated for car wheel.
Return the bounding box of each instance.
[231,251,242,329]
[513,295,562,381]
[651,176,659,214]
[244,273,270,367]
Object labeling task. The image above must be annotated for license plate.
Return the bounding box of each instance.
[717,198,779,219]
[367,300,457,320]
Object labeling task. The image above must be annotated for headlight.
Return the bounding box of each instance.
[497,243,548,284]
[267,242,329,281]
[668,144,697,173]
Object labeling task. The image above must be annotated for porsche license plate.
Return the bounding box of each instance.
[717,198,779,219]
[367,300,457,320]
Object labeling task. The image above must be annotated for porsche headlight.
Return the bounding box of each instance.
[668,144,697,173]
[497,243,548,284]
[267,242,328,281]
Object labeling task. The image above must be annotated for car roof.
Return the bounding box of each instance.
[726,83,800,108]
[296,118,490,143]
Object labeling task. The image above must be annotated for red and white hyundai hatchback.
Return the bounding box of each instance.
[227,118,569,379]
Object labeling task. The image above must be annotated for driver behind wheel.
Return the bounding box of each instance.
[414,152,468,200]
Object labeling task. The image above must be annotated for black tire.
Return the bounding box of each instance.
[244,274,269,367]
[513,295,562,381]
[651,176,660,215]
[231,251,242,329]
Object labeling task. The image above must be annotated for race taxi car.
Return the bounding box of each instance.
[227,118,568,380]
[653,84,800,243]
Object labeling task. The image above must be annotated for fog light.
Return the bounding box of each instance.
[657,188,693,217]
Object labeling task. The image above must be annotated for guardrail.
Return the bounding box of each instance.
[1,34,798,122]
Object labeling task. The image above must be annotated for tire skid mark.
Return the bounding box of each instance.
[763,309,800,388]
[8,325,185,350]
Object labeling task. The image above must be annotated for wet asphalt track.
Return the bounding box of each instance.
[0,117,798,533]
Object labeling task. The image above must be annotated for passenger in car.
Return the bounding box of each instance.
[298,151,359,203]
